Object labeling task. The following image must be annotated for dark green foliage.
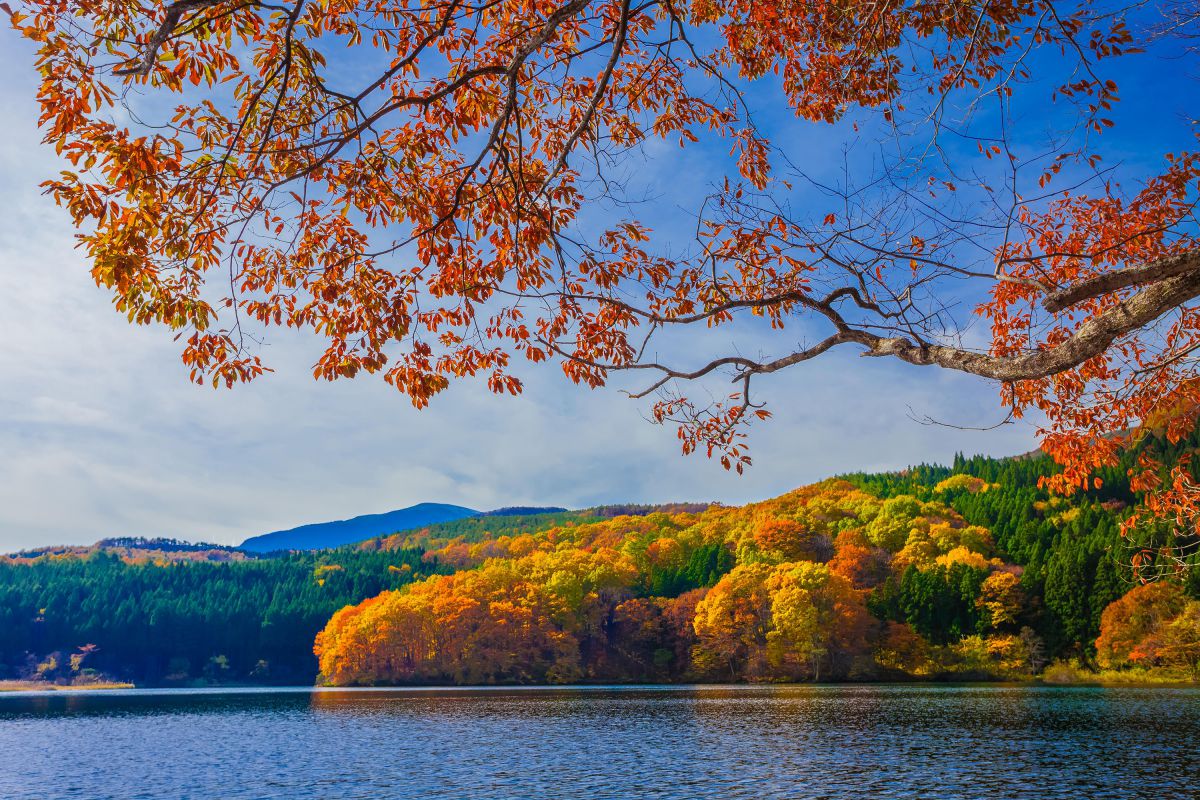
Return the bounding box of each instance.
[869,564,987,644]
[481,506,569,516]
[0,548,433,684]
[98,537,241,553]
[373,511,594,546]
[644,543,736,596]
[849,428,1200,661]
[587,503,712,518]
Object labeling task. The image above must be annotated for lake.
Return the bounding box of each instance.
[0,685,1197,799]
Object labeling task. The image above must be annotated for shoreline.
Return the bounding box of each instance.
[3,667,1196,694]
[5,679,1196,694]
[0,680,135,693]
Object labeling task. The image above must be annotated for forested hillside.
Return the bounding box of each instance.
[849,437,1200,657]
[4,443,1200,687]
[0,512,590,684]
[0,549,430,684]
[315,437,1200,685]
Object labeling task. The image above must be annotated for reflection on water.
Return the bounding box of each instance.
[1,685,1198,799]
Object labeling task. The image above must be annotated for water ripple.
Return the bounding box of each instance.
[0,685,1197,799]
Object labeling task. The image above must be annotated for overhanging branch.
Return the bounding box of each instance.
[1042,251,1200,313]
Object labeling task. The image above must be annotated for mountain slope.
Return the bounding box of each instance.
[239,503,479,552]
[5,443,1200,687]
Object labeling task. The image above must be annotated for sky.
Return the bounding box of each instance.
[1,15,1187,552]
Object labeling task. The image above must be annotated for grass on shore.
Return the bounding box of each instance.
[1040,661,1199,686]
[0,680,135,692]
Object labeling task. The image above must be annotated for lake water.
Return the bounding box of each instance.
[0,685,1197,799]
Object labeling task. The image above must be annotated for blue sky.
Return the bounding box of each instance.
[0,11,1192,550]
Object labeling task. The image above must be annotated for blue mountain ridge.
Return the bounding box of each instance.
[239,503,480,552]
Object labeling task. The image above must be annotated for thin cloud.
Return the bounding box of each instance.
[0,32,1040,551]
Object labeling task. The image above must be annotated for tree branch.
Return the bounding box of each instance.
[1041,250,1200,313]
[114,0,226,77]
[856,261,1200,381]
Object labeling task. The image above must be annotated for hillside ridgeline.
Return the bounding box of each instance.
[4,438,1200,687]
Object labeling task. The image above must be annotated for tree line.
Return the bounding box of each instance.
[4,444,1200,686]
[315,462,1200,685]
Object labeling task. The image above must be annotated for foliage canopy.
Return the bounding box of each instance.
[6,0,1200,554]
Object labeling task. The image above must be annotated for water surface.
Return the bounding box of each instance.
[1,684,1197,799]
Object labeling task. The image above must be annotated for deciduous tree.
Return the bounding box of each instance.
[7,0,1200,557]
[1095,581,1188,669]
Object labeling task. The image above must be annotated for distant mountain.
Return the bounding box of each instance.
[239,503,479,552]
[4,537,250,565]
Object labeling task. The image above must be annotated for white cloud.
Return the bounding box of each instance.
[0,30,1039,552]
